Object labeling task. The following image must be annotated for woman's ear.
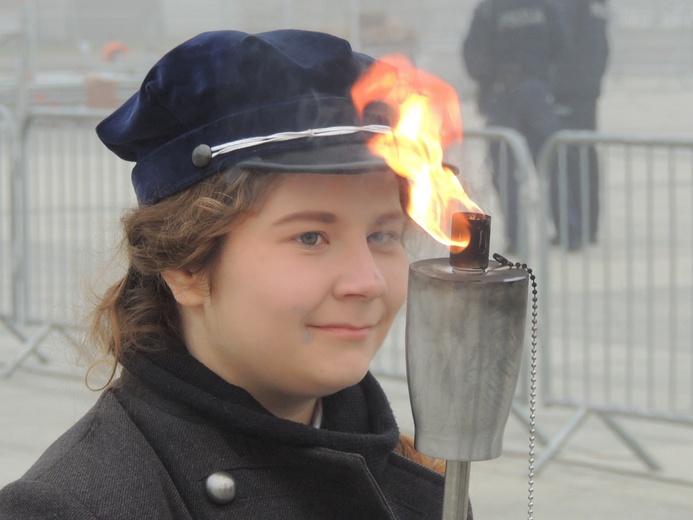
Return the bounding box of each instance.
[161,269,208,307]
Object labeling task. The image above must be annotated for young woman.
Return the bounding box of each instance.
[0,29,458,519]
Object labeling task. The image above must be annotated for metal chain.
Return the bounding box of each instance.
[492,253,539,520]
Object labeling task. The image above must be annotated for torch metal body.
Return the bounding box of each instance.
[406,259,529,462]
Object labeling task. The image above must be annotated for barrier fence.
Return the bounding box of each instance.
[0,106,16,327]
[534,130,693,472]
[2,108,692,474]
[3,114,534,377]
[1,107,135,376]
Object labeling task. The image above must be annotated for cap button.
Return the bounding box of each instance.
[192,144,212,167]
[205,471,237,504]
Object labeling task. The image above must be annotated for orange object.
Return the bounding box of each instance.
[101,40,129,62]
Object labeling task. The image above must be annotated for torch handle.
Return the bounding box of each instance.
[442,461,471,520]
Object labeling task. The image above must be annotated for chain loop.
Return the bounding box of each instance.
[493,253,539,520]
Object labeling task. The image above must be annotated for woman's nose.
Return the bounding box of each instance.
[333,242,387,299]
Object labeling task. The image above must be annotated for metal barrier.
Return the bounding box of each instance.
[0,106,17,328]
[1,107,136,377]
[3,106,692,476]
[534,130,693,472]
[372,126,538,378]
[5,114,539,379]
[609,0,693,79]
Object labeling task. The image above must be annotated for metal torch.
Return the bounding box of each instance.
[406,212,529,520]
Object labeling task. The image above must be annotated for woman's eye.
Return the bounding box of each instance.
[368,231,400,245]
[297,232,324,246]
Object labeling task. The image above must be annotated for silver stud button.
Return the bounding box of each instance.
[205,471,237,504]
[191,144,212,167]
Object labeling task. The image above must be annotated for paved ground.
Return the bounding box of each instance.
[1,326,691,519]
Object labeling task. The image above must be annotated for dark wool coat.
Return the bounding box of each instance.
[550,0,609,102]
[462,0,570,91]
[0,349,452,519]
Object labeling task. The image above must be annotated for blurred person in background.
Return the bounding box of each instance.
[550,0,609,248]
[462,0,569,254]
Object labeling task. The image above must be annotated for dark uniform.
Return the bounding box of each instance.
[462,0,569,253]
[0,348,452,519]
[550,0,609,246]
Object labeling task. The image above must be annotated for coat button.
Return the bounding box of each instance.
[205,471,237,504]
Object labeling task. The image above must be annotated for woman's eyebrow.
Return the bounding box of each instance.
[272,211,337,226]
[375,211,407,226]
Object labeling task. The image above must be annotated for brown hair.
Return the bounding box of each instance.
[395,434,446,474]
[87,169,284,384]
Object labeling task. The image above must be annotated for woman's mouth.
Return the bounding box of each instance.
[308,324,375,340]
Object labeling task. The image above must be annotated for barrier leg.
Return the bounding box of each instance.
[511,401,550,445]
[533,407,590,474]
[0,324,52,378]
[0,316,27,342]
[596,411,661,471]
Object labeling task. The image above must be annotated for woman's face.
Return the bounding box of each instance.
[180,171,409,417]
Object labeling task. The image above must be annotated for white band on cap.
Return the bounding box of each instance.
[210,124,392,158]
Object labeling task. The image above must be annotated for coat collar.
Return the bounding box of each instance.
[119,347,400,474]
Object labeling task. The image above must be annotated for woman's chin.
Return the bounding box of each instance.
[312,364,372,396]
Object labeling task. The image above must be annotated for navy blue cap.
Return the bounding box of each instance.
[96,29,394,205]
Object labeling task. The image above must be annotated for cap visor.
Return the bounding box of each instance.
[237,143,391,173]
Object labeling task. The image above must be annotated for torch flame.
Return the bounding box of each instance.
[352,55,482,250]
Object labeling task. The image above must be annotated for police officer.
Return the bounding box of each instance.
[550,0,609,247]
[462,0,569,254]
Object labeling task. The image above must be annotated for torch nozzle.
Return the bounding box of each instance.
[449,212,491,271]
